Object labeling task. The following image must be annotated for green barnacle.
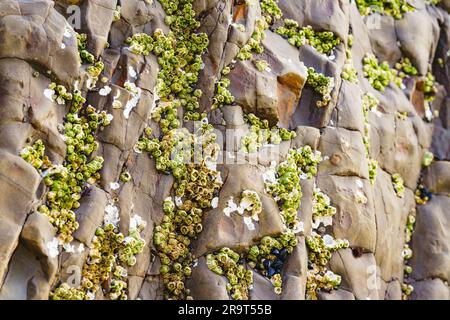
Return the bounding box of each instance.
[391,173,405,198]
[113,5,121,22]
[312,187,336,228]
[20,139,52,171]
[119,171,131,182]
[422,151,434,167]
[341,48,358,84]
[254,59,269,72]
[305,233,349,299]
[361,93,378,156]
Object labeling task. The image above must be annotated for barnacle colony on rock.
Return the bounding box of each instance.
[23,84,110,244]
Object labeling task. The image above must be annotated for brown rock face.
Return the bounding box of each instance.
[0,0,449,301]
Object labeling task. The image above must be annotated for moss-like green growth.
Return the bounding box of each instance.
[139,122,223,299]
[207,248,253,300]
[356,0,415,19]
[363,53,402,91]
[125,1,210,122]
[306,67,335,108]
[391,173,405,198]
[276,19,341,55]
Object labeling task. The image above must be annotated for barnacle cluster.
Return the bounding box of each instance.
[212,75,234,110]
[240,113,296,153]
[402,211,416,299]
[276,19,341,55]
[134,2,225,299]
[395,57,418,78]
[237,18,268,61]
[363,53,402,91]
[51,218,146,300]
[355,0,415,19]
[113,5,121,22]
[260,0,283,24]
[342,48,358,84]
[23,88,110,244]
[126,1,209,122]
[368,158,379,185]
[44,82,75,105]
[247,232,297,295]
[423,71,437,102]
[86,61,104,80]
[212,15,271,111]
[77,33,95,64]
[311,187,336,229]
[264,146,321,229]
[361,93,378,155]
[415,184,432,204]
[305,234,349,300]
[206,248,253,300]
[361,93,379,184]
[20,139,52,171]
[125,33,154,56]
[391,173,405,198]
[306,67,335,108]
[139,125,222,299]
